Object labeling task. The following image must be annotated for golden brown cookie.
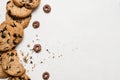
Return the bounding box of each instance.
[7,0,32,18]
[0,54,9,78]
[1,50,26,76]
[6,13,31,29]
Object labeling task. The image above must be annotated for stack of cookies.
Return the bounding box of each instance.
[0,0,41,79]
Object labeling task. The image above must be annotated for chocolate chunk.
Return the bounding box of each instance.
[10,59,14,62]
[10,23,16,27]
[1,33,6,38]
[7,1,11,4]
[29,0,33,3]
[42,72,50,80]
[7,52,14,56]
[43,4,51,13]
[7,39,10,44]
[13,33,17,38]
[33,44,41,53]
[32,21,40,28]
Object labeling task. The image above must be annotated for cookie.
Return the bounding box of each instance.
[0,54,9,78]
[24,0,41,9]
[0,22,16,51]
[8,74,31,80]
[0,21,24,51]
[1,50,26,76]
[7,0,32,18]
[6,13,31,29]
[12,0,25,7]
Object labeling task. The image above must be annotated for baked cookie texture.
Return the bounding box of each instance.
[0,54,9,78]
[6,13,31,29]
[12,0,25,7]
[1,50,26,76]
[8,74,31,80]
[12,0,41,9]
[7,0,32,18]
[0,21,23,52]
[24,0,41,9]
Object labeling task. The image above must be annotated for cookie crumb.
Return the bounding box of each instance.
[27,44,30,48]
[23,56,28,63]
[33,44,42,53]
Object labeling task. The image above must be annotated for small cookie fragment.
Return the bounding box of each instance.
[32,21,40,28]
[42,72,50,80]
[33,44,41,53]
[1,50,26,76]
[43,4,51,13]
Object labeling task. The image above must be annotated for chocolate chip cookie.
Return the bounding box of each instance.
[1,50,26,76]
[0,21,24,51]
[0,54,9,78]
[8,74,31,80]
[0,22,16,51]
[7,0,32,18]
[6,13,31,29]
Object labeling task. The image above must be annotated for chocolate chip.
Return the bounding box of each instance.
[7,1,11,4]
[32,21,40,28]
[18,34,22,38]
[29,0,33,3]
[13,33,17,38]
[33,44,41,53]
[42,72,50,80]
[43,4,51,13]
[10,59,14,62]
[7,39,10,44]
[7,52,14,56]
[25,3,31,9]
[10,23,16,27]
[17,71,21,74]
[1,33,6,38]
[13,39,17,45]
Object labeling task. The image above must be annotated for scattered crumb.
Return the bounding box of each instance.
[30,61,33,64]
[27,44,30,48]
[36,35,38,37]
[46,49,51,54]
[23,56,28,63]
[20,50,24,56]
[40,61,43,64]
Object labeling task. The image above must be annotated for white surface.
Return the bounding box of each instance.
[1,0,120,80]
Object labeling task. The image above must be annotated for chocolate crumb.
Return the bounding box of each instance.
[23,56,28,63]
[27,44,30,48]
[30,61,33,64]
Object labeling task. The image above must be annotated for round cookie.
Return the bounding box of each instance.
[7,0,32,18]
[1,50,26,76]
[6,13,31,29]
[8,74,31,80]
[0,21,24,52]
[24,0,41,9]
[12,0,25,7]
[0,22,15,51]
[0,54,9,78]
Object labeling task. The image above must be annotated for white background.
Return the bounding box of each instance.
[1,0,120,80]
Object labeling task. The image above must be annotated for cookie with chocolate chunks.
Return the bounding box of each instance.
[6,13,31,29]
[1,50,26,76]
[7,0,32,18]
[0,54,9,78]
[0,21,24,52]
